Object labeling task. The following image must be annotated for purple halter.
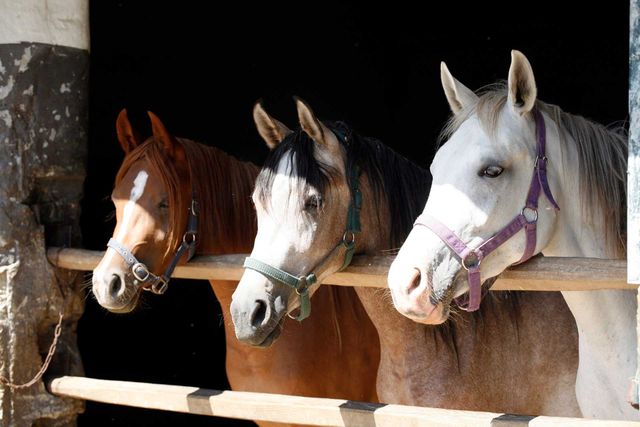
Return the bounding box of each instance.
[413,109,560,312]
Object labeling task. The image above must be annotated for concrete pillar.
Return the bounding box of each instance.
[0,0,89,425]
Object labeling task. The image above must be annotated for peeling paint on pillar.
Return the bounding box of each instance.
[0,42,87,426]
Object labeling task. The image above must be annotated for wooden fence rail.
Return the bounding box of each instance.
[48,376,639,426]
[47,247,635,291]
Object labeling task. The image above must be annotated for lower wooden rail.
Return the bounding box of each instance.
[48,376,638,426]
[47,247,635,291]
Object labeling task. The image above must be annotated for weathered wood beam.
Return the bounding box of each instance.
[48,376,639,427]
[47,248,635,291]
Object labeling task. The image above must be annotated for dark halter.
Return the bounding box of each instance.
[107,195,199,295]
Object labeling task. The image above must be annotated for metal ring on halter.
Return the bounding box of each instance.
[342,231,355,246]
[461,252,482,271]
[521,207,539,223]
[131,262,151,282]
[295,276,308,296]
[183,231,197,244]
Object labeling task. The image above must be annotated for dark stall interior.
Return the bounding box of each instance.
[79,2,629,425]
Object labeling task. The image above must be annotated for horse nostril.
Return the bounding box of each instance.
[407,269,421,294]
[108,274,124,298]
[250,300,268,328]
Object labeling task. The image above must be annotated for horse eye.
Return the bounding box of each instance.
[481,165,504,178]
[158,200,169,209]
[304,195,322,211]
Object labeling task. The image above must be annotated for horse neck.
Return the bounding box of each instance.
[541,131,624,260]
[352,167,461,403]
[185,142,259,255]
[351,147,430,254]
[541,132,636,413]
[187,145,259,315]
[356,171,391,253]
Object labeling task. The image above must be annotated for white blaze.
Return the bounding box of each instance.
[101,170,148,267]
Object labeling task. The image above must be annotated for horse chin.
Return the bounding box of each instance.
[99,288,142,314]
[414,275,463,323]
[404,302,449,325]
[252,315,285,348]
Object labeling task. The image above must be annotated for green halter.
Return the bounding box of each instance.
[243,128,361,321]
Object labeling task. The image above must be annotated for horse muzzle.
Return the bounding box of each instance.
[91,268,141,313]
[388,262,450,325]
[230,272,289,347]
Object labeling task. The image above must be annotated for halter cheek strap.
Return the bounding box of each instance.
[243,127,361,322]
[107,196,199,295]
[414,109,559,312]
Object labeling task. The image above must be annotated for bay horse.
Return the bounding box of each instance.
[388,50,634,419]
[231,98,580,415]
[91,110,379,427]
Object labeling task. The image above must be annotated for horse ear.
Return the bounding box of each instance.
[253,101,292,150]
[147,111,176,158]
[507,50,537,116]
[440,62,478,114]
[294,97,330,144]
[116,109,143,154]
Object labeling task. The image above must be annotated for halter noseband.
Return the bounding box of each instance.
[107,196,199,295]
[414,109,560,311]
[243,127,361,321]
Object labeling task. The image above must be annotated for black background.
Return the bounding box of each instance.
[79,2,629,425]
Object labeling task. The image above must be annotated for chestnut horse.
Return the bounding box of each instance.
[231,99,580,416]
[91,110,379,427]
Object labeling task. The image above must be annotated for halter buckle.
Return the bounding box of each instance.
[461,252,482,271]
[149,277,169,295]
[132,262,151,282]
[521,207,539,223]
[534,155,547,168]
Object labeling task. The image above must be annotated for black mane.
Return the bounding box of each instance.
[255,120,432,248]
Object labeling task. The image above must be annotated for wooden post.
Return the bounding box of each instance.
[0,0,89,425]
[628,0,640,409]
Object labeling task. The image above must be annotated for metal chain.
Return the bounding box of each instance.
[0,312,64,390]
